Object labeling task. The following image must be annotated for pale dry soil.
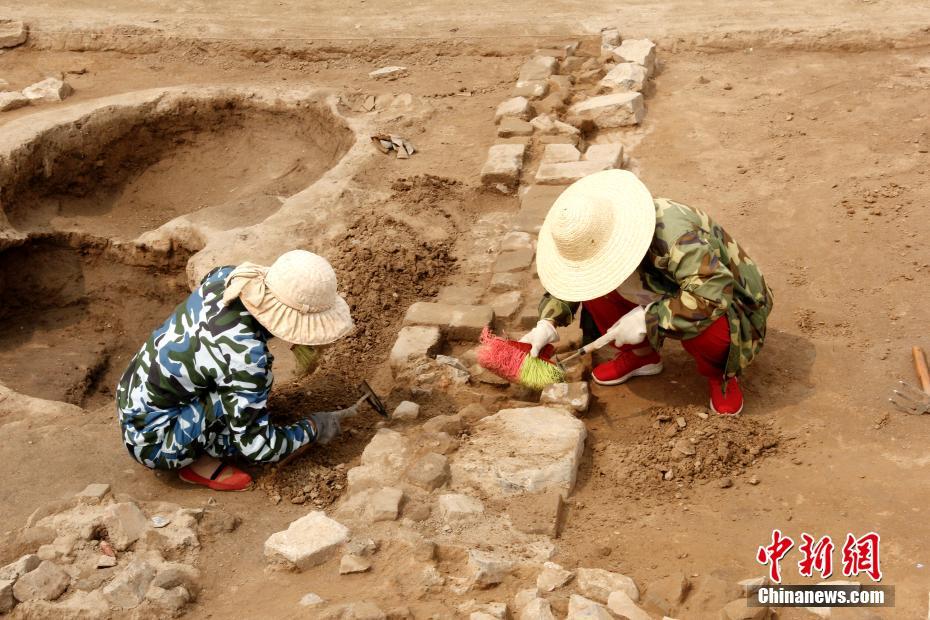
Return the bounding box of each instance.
[0,39,929,618]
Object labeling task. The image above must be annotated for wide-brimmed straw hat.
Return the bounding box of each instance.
[536,170,656,302]
[222,250,354,346]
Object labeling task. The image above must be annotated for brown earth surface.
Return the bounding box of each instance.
[1,5,930,619]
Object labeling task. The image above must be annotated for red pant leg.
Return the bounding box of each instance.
[680,316,731,378]
[582,292,652,350]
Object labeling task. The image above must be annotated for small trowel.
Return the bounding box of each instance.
[355,380,388,417]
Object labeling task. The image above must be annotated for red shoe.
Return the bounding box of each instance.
[178,462,252,492]
[592,349,664,386]
[709,377,744,415]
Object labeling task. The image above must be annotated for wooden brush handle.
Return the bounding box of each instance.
[913,346,930,394]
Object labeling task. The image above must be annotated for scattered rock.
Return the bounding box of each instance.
[606,590,651,620]
[612,39,657,75]
[600,28,621,53]
[531,113,581,136]
[519,56,559,81]
[721,597,769,619]
[368,487,404,522]
[0,580,14,614]
[719,477,734,489]
[0,554,40,581]
[12,560,69,602]
[520,597,556,620]
[672,439,696,457]
[567,594,613,619]
[537,562,574,592]
[438,493,484,521]
[151,563,200,595]
[299,592,325,607]
[644,573,690,615]
[22,77,73,103]
[0,20,27,48]
[368,66,407,79]
[322,601,387,619]
[96,555,117,569]
[540,382,590,413]
[146,585,190,612]
[512,80,549,99]
[489,290,524,320]
[567,92,645,129]
[264,511,349,570]
[0,91,29,111]
[422,414,464,435]
[405,452,451,491]
[468,550,513,588]
[339,554,372,574]
[101,559,155,608]
[450,406,587,496]
[576,567,639,603]
[347,429,411,493]
[392,401,420,421]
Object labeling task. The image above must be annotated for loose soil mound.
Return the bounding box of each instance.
[591,406,782,499]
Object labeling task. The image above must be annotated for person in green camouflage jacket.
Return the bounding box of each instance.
[117,250,356,491]
[522,170,772,415]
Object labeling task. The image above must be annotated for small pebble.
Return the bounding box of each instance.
[749,477,760,485]
[719,477,733,489]
[151,515,171,528]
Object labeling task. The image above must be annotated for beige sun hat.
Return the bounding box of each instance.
[221,250,354,346]
[536,169,656,302]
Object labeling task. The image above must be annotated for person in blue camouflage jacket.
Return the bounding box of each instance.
[117,250,356,491]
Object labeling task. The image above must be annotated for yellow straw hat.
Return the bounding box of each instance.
[536,170,656,302]
[221,250,354,345]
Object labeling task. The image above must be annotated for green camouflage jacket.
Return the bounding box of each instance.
[117,266,316,464]
[539,198,773,378]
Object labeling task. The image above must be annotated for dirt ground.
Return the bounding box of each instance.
[1,5,930,619]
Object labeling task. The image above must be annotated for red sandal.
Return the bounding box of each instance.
[178,462,252,492]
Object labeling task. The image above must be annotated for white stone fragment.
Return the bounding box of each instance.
[22,78,73,103]
[541,143,582,164]
[263,511,349,570]
[520,597,556,620]
[438,493,484,521]
[0,20,27,48]
[480,143,526,193]
[369,66,407,79]
[612,39,657,75]
[585,144,624,168]
[468,550,513,588]
[540,382,591,413]
[531,113,581,135]
[392,400,420,421]
[535,160,614,185]
[519,56,559,81]
[0,91,28,112]
[368,487,403,522]
[600,28,621,53]
[537,561,574,592]
[567,92,645,129]
[600,62,648,92]
[567,594,614,619]
[576,567,640,603]
[495,96,534,123]
[607,590,652,620]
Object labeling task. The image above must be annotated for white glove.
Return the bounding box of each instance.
[604,306,647,347]
[519,319,559,357]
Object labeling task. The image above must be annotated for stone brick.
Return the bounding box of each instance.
[403,302,493,341]
[405,452,450,491]
[389,326,441,374]
[263,511,349,570]
[600,62,647,92]
[0,555,40,581]
[537,562,573,592]
[438,284,485,305]
[103,502,149,551]
[438,494,484,521]
[514,184,564,234]
[542,143,582,164]
[22,78,73,103]
[480,144,526,193]
[512,80,549,99]
[497,117,534,138]
[576,568,639,603]
[369,65,407,79]
[531,113,581,136]
[535,160,614,185]
[494,97,533,123]
[492,247,534,273]
[612,39,657,75]
[519,56,559,82]
[0,91,28,112]
[600,27,621,53]
[538,134,582,148]
[422,413,463,434]
[540,382,590,413]
[606,591,651,620]
[489,271,523,293]
[368,487,404,522]
[508,491,564,537]
[584,143,624,167]
[0,20,27,48]
[13,561,70,602]
[339,554,372,574]
[568,595,613,620]
[500,231,534,252]
[392,400,420,421]
[567,92,645,129]
[76,483,111,504]
[489,290,523,321]
[468,550,513,588]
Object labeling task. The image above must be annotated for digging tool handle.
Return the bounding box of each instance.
[558,331,618,367]
[912,346,930,394]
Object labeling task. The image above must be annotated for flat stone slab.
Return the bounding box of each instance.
[514,184,565,234]
[567,92,645,129]
[389,325,442,374]
[403,302,494,341]
[497,117,534,138]
[450,406,586,497]
[512,80,549,99]
[22,78,73,103]
[600,62,648,92]
[519,56,559,82]
[612,39,657,75]
[585,143,624,167]
[480,143,526,193]
[541,143,582,164]
[494,96,533,123]
[535,159,614,185]
[0,20,27,48]
[263,511,349,570]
